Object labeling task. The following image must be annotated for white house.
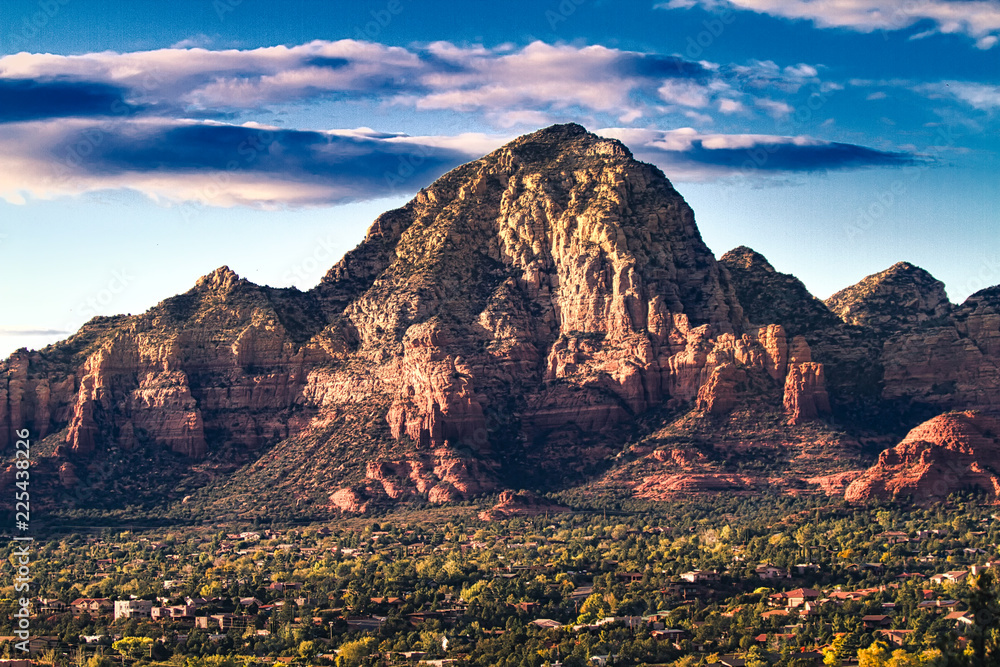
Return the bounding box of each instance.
[114,599,154,620]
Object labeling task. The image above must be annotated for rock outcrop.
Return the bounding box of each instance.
[720,247,884,426]
[783,362,831,425]
[846,412,1000,502]
[478,490,568,520]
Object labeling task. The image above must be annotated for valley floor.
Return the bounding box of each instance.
[3,494,999,666]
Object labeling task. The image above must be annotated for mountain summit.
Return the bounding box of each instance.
[2,124,999,518]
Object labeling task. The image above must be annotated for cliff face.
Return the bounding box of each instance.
[845,411,1000,502]
[2,123,998,515]
[881,286,1000,411]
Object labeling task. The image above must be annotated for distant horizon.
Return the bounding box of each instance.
[1,0,996,358]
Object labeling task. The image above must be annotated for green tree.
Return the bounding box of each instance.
[576,593,610,624]
[112,637,154,661]
[335,637,377,667]
[297,641,317,660]
[859,642,890,667]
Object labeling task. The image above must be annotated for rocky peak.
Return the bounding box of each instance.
[319,123,745,342]
[825,261,951,333]
[720,246,775,273]
[719,246,840,337]
[195,266,242,293]
[496,122,633,163]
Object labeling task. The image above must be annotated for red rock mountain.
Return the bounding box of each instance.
[1,124,998,516]
[846,412,1000,502]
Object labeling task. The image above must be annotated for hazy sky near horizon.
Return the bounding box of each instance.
[0,0,997,357]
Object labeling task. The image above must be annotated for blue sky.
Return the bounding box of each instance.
[1,0,997,356]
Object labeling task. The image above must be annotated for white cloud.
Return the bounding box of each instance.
[170,34,215,49]
[726,59,823,93]
[718,98,745,113]
[755,98,794,118]
[0,39,826,132]
[658,0,1000,47]
[658,79,713,107]
[921,80,1000,110]
[0,40,717,123]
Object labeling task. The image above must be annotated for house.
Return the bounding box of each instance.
[945,611,975,627]
[828,590,866,602]
[918,599,959,612]
[862,615,892,629]
[37,599,67,614]
[930,571,969,584]
[681,569,720,583]
[370,596,403,607]
[787,651,824,665]
[151,604,196,621]
[879,629,914,646]
[195,614,254,631]
[238,597,263,608]
[784,588,822,608]
[114,599,154,620]
[268,581,302,592]
[755,564,788,580]
[878,531,910,545]
[662,581,704,597]
[399,651,426,660]
[71,598,113,615]
[531,619,562,629]
[346,615,386,631]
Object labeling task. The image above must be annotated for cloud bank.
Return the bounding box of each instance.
[0,116,920,206]
[0,40,923,207]
[0,119,501,207]
[0,40,718,124]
